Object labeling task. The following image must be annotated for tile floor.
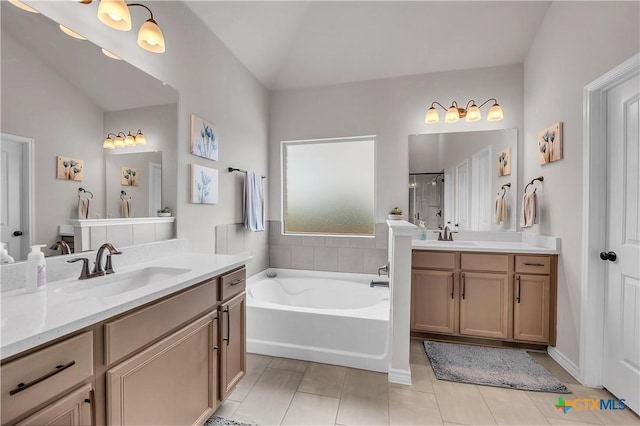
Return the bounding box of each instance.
[214,340,640,425]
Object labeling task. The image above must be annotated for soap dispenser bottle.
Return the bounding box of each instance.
[0,243,14,264]
[26,244,47,293]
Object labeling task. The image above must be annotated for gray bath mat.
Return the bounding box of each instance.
[424,341,570,393]
[204,415,257,426]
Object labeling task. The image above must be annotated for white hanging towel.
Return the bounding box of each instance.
[78,197,90,219]
[120,198,132,218]
[494,195,507,224]
[519,192,537,228]
[243,171,265,231]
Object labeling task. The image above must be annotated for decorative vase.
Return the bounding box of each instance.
[387,214,404,220]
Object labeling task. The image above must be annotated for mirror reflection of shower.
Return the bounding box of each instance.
[408,172,444,229]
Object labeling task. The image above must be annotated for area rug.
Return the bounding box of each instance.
[204,415,257,426]
[424,341,570,393]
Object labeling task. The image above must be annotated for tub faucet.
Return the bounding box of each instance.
[370,280,389,288]
[378,262,389,277]
[50,240,71,255]
[93,243,122,275]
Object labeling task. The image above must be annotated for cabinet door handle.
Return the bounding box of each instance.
[524,262,545,267]
[223,306,230,345]
[461,273,465,300]
[9,360,76,396]
[516,276,521,303]
[229,278,245,286]
[449,273,454,299]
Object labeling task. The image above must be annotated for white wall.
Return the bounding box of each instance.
[523,1,639,367]
[19,2,270,276]
[269,64,524,223]
[1,28,105,252]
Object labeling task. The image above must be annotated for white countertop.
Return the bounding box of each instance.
[0,252,250,360]
[412,239,558,254]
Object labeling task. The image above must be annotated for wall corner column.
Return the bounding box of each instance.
[386,220,417,385]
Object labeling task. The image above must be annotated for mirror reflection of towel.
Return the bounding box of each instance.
[520,192,537,228]
[120,199,132,218]
[78,197,90,219]
[494,195,507,224]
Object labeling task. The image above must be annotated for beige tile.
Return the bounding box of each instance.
[390,358,435,394]
[232,367,303,425]
[227,353,273,402]
[527,391,603,424]
[213,399,240,419]
[389,387,443,425]
[479,386,537,407]
[432,381,496,425]
[281,392,340,425]
[527,352,580,385]
[336,368,389,425]
[298,362,347,398]
[269,357,309,372]
[490,405,550,425]
[591,406,640,425]
[546,417,597,425]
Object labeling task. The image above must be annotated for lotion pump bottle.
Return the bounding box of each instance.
[26,244,47,293]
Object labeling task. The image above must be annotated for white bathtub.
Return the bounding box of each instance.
[246,268,390,372]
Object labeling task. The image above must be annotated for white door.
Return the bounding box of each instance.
[148,162,162,216]
[455,160,469,230]
[603,75,640,413]
[1,134,31,261]
[471,145,492,231]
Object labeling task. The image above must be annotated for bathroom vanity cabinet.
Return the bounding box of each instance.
[411,250,557,347]
[0,267,247,426]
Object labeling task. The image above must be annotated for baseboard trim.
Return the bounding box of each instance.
[388,368,412,385]
[548,346,581,383]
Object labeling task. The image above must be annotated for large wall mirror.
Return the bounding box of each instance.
[408,129,518,232]
[1,2,178,261]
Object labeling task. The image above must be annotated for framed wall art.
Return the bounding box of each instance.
[190,114,219,161]
[537,122,563,165]
[190,164,219,204]
[56,156,84,181]
[497,147,511,176]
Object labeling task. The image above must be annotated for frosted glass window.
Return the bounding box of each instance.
[282,137,375,235]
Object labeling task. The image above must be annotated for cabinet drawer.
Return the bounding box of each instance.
[221,268,246,302]
[461,253,508,272]
[1,331,93,424]
[104,278,217,365]
[412,251,455,269]
[515,255,551,274]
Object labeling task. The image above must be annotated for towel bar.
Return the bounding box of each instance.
[78,187,93,199]
[228,167,266,179]
[524,176,544,194]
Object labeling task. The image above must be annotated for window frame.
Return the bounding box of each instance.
[280,135,377,237]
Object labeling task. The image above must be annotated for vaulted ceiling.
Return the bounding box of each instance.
[185,1,551,90]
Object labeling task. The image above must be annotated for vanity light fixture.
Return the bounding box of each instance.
[88,0,165,53]
[102,130,146,149]
[59,24,87,40]
[101,48,122,60]
[425,98,504,124]
[8,0,39,13]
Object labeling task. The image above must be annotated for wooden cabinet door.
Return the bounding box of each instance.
[459,272,509,339]
[106,314,217,426]
[411,269,457,334]
[513,274,551,343]
[220,292,246,400]
[16,383,92,426]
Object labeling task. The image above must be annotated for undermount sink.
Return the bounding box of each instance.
[55,267,191,298]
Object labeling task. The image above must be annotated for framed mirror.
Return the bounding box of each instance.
[408,129,518,231]
[1,2,178,260]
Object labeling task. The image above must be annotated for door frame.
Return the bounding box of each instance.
[581,53,639,387]
[1,133,34,258]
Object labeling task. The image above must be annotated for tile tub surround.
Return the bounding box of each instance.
[0,239,188,293]
[268,221,388,273]
[0,250,250,359]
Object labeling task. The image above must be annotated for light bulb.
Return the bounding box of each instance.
[124,132,135,146]
[101,48,122,60]
[8,0,38,13]
[134,130,147,145]
[425,107,439,124]
[97,0,131,31]
[59,25,87,40]
[445,105,460,123]
[487,103,504,121]
[103,137,115,149]
[114,135,125,148]
[465,104,481,122]
[137,19,165,53]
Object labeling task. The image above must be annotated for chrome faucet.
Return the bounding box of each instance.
[67,258,96,280]
[378,262,390,277]
[50,240,71,255]
[93,243,122,275]
[370,280,389,288]
[442,223,458,241]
